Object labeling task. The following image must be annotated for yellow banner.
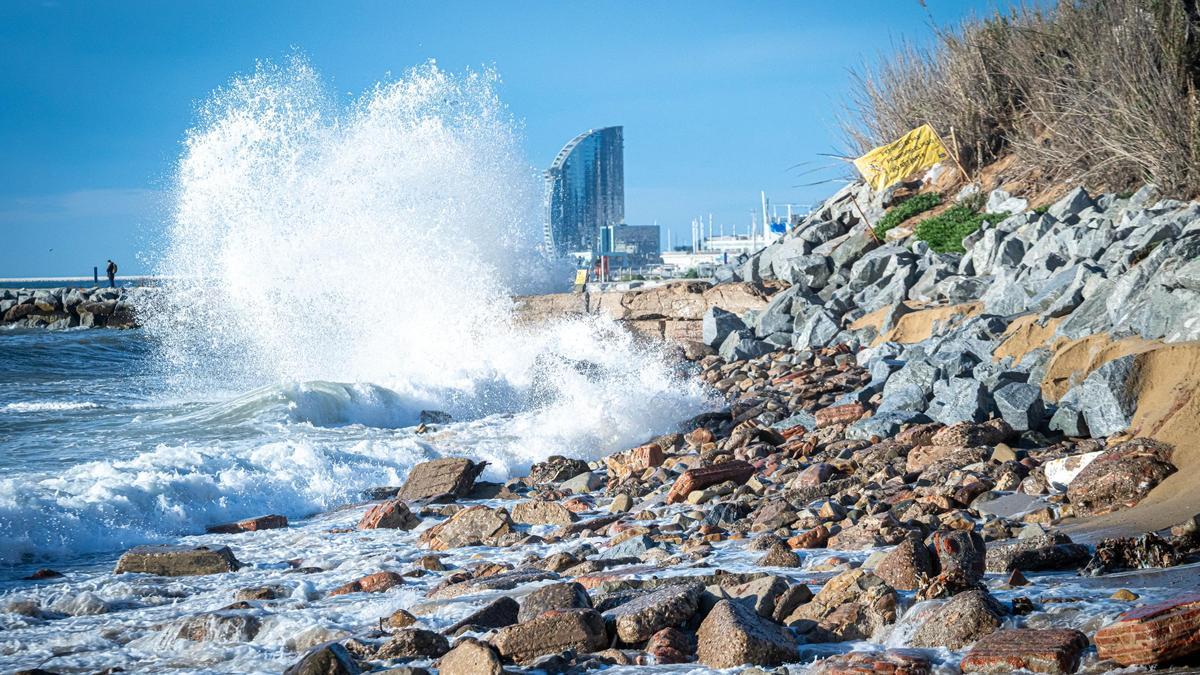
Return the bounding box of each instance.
[853,124,949,192]
[574,269,588,286]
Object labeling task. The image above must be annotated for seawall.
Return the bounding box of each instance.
[513,280,775,345]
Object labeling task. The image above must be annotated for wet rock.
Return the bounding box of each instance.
[1081,532,1182,575]
[790,525,830,549]
[874,533,935,591]
[771,584,814,624]
[1066,438,1175,516]
[528,456,591,485]
[173,611,262,642]
[811,648,932,675]
[560,471,604,494]
[490,608,608,663]
[696,598,799,668]
[1094,593,1200,666]
[603,581,702,643]
[444,596,520,634]
[284,643,361,675]
[511,500,576,526]
[985,534,1089,573]
[961,628,1089,674]
[645,626,693,664]
[328,571,404,597]
[205,514,288,534]
[931,529,986,585]
[388,609,418,628]
[666,460,756,504]
[376,628,450,660]
[114,545,241,576]
[359,499,421,530]
[605,444,665,480]
[518,582,593,623]
[23,569,63,581]
[757,543,802,568]
[235,585,287,602]
[787,569,898,641]
[909,589,1004,650]
[430,568,556,601]
[437,638,502,675]
[724,575,791,619]
[418,506,512,550]
[398,458,487,501]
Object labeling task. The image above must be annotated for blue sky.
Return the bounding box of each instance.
[0,1,1019,277]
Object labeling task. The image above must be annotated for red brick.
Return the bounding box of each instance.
[205,514,288,534]
[960,628,1089,673]
[815,403,866,428]
[665,460,755,504]
[1094,594,1200,666]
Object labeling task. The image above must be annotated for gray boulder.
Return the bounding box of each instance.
[1077,356,1137,437]
[791,309,839,351]
[846,411,930,441]
[1048,187,1095,223]
[931,377,991,425]
[720,329,774,362]
[993,382,1045,432]
[703,307,745,348]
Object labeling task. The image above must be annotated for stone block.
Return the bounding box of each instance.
[398,457,487,501]
[114,545,240,576]
[961,628,1089,673]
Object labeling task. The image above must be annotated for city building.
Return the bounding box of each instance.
[544,126,624,259]
[608,224,660,267]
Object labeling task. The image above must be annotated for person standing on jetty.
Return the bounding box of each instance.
[106,259,118,288]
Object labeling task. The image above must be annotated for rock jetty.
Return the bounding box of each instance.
[0,286,141,329]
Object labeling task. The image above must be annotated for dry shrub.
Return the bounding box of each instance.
[844,0,1200,197]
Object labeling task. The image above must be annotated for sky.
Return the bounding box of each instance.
[0,0,1021,277]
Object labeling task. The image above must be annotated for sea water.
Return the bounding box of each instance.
[0,60,713,671]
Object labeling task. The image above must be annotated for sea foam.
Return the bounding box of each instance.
[0,58,712,566]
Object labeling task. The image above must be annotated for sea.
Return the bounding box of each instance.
[0,60,713,672]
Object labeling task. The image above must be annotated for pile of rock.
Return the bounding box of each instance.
[90,334,1200,673]
[692,182,1200,441]
[0,286,141,328]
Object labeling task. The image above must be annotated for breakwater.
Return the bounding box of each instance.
[0,287,142,329]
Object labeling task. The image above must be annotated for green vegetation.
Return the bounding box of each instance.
[682,268,700,279]
[844,0,1200,196]
[913,205,1008,253]
[874,192,941,239]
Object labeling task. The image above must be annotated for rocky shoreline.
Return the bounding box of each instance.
[0,287,141,329]
[9,178,1200,673]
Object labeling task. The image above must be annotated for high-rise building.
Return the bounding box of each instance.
[544,126,624,258]
[610,224,660,267]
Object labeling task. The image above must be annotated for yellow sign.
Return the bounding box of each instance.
[853,124,950,191]
[574,269,588,286]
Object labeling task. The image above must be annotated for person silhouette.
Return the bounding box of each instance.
[106,259,118,288]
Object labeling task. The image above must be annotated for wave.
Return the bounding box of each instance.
[0,58,714,566]
[2,401,100,413]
